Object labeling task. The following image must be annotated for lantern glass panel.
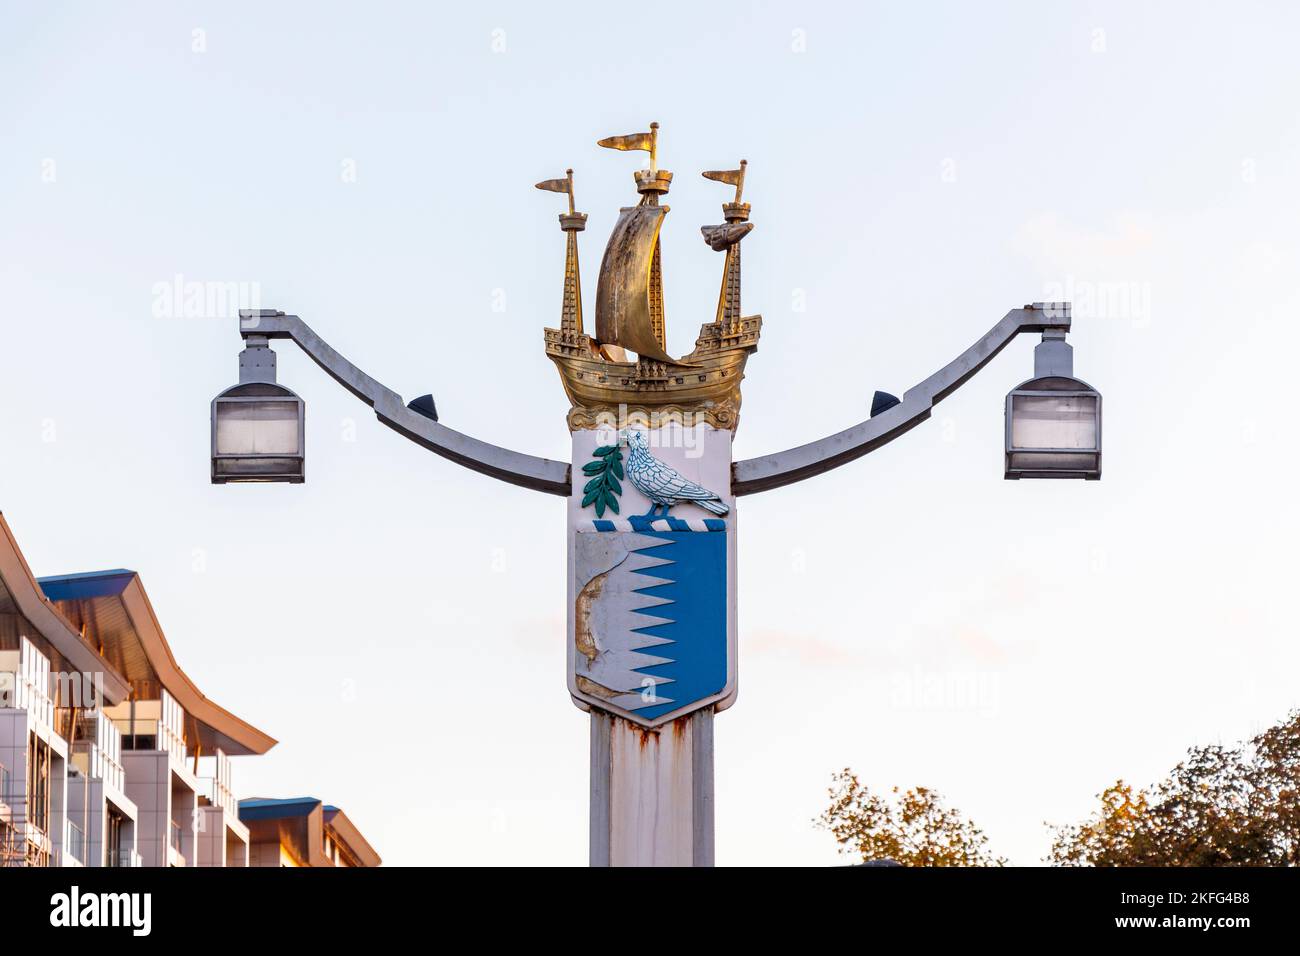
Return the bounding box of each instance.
[1010,394,1097,450]
[215,400,300,456]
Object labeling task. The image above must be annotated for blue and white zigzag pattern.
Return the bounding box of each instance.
[580,517,726,534]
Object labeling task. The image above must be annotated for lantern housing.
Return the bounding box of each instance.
[211,335,305,483]
[1005,330,1101,480]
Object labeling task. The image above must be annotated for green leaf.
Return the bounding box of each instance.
[580,445,625,515]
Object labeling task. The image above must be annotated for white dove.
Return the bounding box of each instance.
[624,430,729,517]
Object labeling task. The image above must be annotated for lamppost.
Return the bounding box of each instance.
[211,125,1101,866]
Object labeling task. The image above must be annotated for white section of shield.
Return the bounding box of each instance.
[566,422,739,726]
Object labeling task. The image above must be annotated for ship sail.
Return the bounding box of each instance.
[594,205,679,364]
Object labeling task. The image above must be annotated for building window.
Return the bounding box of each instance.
[28,735,50,834]
[106,809,124,867]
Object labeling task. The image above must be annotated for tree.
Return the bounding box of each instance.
[817,770,1006,866]
[1049,709,1300,866]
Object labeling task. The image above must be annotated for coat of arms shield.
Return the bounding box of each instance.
[566,425,737,726]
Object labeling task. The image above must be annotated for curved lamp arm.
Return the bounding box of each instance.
[237,302,1068,499]
[238,311,572,496]
[731,303,1072,496]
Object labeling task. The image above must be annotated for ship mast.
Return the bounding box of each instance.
[702,160,752,326]
[536,168,587,339]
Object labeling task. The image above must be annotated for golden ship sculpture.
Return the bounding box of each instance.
[538,122,761,431]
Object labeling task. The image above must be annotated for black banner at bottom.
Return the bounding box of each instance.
[1,864,1287,942]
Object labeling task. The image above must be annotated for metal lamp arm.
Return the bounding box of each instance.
[238,311,572,496]
[731,303,1072,496]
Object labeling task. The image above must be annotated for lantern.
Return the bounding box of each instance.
[211,336,304,483]
[1004,331,1101,480]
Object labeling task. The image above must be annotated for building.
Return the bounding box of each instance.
[239,797,381,867]
[0,512,276,867]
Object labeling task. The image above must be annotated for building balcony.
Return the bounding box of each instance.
[71,711,126,793]
[0,639,56,731]
[0,644,71,868]
[193,751,248,866]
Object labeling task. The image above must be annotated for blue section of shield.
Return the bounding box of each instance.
[626,531,727,721]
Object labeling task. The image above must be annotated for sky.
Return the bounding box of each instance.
[2,1,1299,866]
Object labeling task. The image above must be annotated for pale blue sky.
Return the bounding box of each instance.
[3,1,1299,865]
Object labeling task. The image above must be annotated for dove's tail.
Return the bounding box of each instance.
[696,496,730,516]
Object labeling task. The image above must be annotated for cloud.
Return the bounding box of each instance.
[1015,212,1157,273]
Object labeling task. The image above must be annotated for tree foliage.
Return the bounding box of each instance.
[817,770,1006,867]
[1050,710,1300,866]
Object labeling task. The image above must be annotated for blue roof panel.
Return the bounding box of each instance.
[37,569,136,602]
[238,797,322,821]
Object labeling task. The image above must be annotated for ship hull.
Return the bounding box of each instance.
[545,316,761,429]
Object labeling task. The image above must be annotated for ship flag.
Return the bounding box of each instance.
[597,130,656,153]
[598,123,660,173]
[535,169,575,214]
[702,160,747,203]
